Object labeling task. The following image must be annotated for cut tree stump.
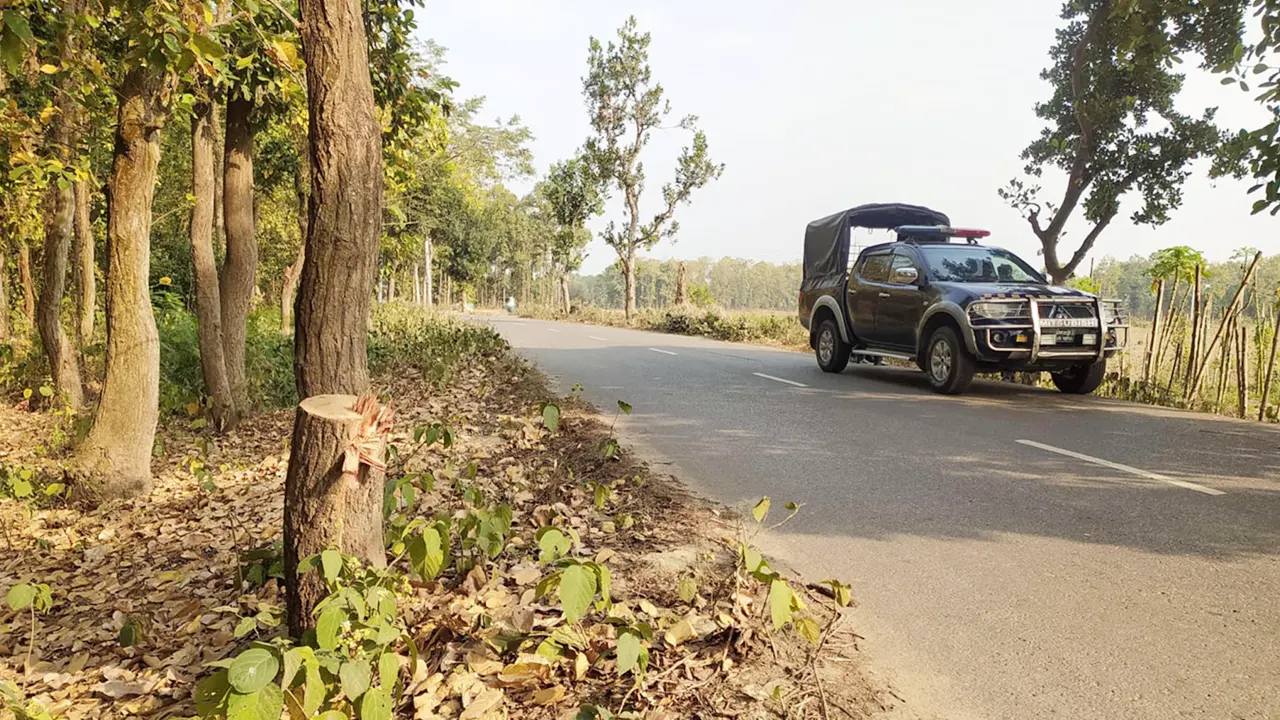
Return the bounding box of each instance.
[284,393,393,636]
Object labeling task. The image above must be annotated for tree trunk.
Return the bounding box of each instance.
[1184,265,1201,393]
[1143,279,1164,383]
[674,262,687,307]
[623,254,636,320]
[387,274,395,302]
[0,241,9,342]
[1188,252,1262,404]
[220,96,257,412]
[560,273,571,314]
[412,264,420,304]
[292,0,382,398]
[1216,315,1234,410]
[1237,325,1249,418]
[73,67,165,499]
[280,162,308,333]
[190,101,237,431]
[1259,307,1280,421]
[17,238,35,327]
[423,237,432,307]
[283,393,389,635]
[38,160,85,411]
[73,177,95,344]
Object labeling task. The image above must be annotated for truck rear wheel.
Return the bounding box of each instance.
[1051,359,1106,395]
[815,318,851,373]
[925,326,975,394]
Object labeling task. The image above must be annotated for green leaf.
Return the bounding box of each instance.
[320,549,342,582]
[783,501,798,511]
[226,682,283,720]
[768,579,793,631]
[559,564,597,623]
[616,631,641,676]
[824,579,852,608]
[190,32,226,59]
[536,527,570,564]
[409,528,446,580]
[6,583,34,611]
[752,497,770,523]
[194,670,231,716]
[1223,76,1240,85]
[118,622,139,648]
[314,712,347,720]
[542,403,560,432]
[378,652,400,692]
[678,576,697,604]
[43,483,65,497]
[229,648,279,694]
[616,399,631,415]
[359,688,392,720]
[233,616,257,639]
[38,385,53,398]
[303,664,326,715]
[316,605,344,651]
[795,615,821,644]
[280,647,308,690]
[339,661,371,700]
[3,12,34,43]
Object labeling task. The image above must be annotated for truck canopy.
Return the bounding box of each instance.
[801,203,950,292]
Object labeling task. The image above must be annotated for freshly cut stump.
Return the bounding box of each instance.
[284,393,392,635]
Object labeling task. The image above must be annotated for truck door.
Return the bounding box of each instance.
[876,249,926,350]
[848,249,891,343]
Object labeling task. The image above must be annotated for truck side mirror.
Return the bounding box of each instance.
[893,267,919,284]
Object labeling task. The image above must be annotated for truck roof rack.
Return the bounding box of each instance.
[895,226,992,245]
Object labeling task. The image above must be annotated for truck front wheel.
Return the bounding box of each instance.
[815,318,851,373]
[1051,359,1106,395]
[925,326,975,394]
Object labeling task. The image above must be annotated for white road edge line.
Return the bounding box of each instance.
[648,348,677,356]
[1016,439,1225,496]
[753,372,809,388]
[547,328,560,333]
[589,336,608,341]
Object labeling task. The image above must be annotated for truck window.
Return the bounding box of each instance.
[859,253,891,283]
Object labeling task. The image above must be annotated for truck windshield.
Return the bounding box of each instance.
[918,245,1045,284]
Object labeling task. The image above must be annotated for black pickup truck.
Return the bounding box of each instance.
[798,203,1128,395]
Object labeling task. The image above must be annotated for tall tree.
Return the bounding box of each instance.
[582,16,723,318]
[285,0,385,632]
[539,155,603,313]
[1213,1,1280,214]
[1000,0,1245,284]
[191,93,237,430]
[36,0,87,410]
[220,94,256,410]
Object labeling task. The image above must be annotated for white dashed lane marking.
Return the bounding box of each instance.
[589,336,608,341]
[753,372,809,388]
[648,348,677,356]
[1016,439,1225,496]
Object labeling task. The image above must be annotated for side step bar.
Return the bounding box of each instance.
[850,349,914,362]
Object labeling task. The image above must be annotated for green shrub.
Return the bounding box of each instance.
[367,302,508,384]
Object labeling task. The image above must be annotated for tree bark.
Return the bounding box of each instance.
[17,238,35,326]
[38,165,85,411]
[1143,279,1163,383]
[293,0,383,397]
[190,101,237,431]
[73,177,95,344]
[0,240,9,342]
[674,262,687,307]
[560,273,571,314]
[1237,325,1249,418]
[1184,265,1201,394]
[284,393,389,635]
[73,67,164,499]
[387,273,395,302]
[623,254,636,320]
[220,96,257,412]
[423,237,433,307]
[412,264,420,304]
[1216,314,1234,409]
[1260,307,1280,421]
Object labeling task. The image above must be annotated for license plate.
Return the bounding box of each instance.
[1083,333,1098,345]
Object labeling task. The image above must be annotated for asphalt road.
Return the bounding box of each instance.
[476,313,1280,720]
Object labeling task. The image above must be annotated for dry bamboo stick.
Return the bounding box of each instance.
[1261,306,1280,422]
[1185,265,1202,391]
[1238,325,1249,418]
[1188,251,1263,403]
[1144,278,1165,384]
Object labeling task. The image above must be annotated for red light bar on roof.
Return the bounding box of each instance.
[949,228,991,238]
[894,225,992,239]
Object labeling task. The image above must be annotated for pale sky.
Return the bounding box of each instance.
[421,0,1277,275]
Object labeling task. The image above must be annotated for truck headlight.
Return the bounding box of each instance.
[970,302,1030,320]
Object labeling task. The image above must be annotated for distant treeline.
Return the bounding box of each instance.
[570,251,1280,321]
[571,257,801,311]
